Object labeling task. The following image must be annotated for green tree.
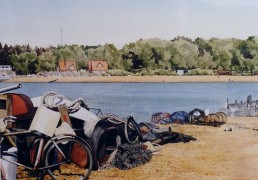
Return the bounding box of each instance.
[36,51,56,72]
[70,45,87,69]
[172,38,199,69]
[59,47,74,61]
[103,44,121,69]
[10,51,37,74]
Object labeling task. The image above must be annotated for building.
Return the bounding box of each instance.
[253,71,258,75]
[221,95,258,117]
[0,65,12,73]
[58,60,77,72]
[216,70,232,75]
[88,61,108,74]
[0,65,11,71]
[0,65,13,76]
[176,68,189,76]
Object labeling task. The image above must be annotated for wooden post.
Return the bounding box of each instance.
[58,104,72,127]
[0,95,8,118]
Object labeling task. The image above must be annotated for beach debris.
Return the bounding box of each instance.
[151,109,227,127]
[110,142,152,170]
[90,114,196,170]
[169,111,189,124]
[151,112,170,124]
[139,122,196,144]
[89,114,143,170]
[224,126,232,132]
[205,112,227,127]
[188,108,206,124]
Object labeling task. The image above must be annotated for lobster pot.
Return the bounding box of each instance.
[0,146,18,180]
[29,106,61,137]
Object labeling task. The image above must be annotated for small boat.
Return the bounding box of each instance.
[0,74,11,82]
[48,79,58,83]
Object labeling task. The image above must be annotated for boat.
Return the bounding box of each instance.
[0,74,11,82]
[47,79,58,83]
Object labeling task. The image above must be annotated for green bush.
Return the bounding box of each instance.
[105,69,133,76]
[187,69,214,75]
[154,69,172,75]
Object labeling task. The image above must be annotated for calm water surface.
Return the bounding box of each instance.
[0,82,258,122]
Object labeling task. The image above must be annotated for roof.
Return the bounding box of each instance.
[88,61,108,72]
[58,60,77,72]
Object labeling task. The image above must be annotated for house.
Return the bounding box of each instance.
[0,65,11,71]
[58,60,77,72]
[0,65,12,74]
[88,61,108,74]
[176,68,189,76]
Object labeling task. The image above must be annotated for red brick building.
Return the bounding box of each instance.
[58,60,77,72]
[88,61,108,74]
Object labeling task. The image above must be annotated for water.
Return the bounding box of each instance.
[1,82,258,122]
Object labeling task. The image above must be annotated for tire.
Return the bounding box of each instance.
[44,136,93,180]
[125,116,142,143]
[90,125,117,170]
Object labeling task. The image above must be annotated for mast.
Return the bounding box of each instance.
[61,27,63,47]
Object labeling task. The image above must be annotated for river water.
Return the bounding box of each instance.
[0,82,257,122]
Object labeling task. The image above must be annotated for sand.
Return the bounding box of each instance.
[5,75,258,83]
[16,117,258,179]
[89,117,258,180]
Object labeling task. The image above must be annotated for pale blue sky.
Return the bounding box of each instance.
[1,0,258,48]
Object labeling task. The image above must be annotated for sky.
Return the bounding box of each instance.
[1,0,258,49]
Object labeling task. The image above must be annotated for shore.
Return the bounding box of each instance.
[16,117,258,179]
[89,117,258,180]
[4,75,258,83]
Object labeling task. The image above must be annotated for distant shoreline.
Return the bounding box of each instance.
[4,75,258,83]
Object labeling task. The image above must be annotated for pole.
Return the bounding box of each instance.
[0,84,22,94]
[61,27,63,46]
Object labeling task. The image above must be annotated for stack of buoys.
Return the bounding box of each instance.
[205,112,227,127]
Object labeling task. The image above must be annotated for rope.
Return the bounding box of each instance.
[41,91,89,112]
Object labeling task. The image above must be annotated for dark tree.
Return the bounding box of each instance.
[239,41,253,59]
[151,48,162,65]
[123,51,143,69]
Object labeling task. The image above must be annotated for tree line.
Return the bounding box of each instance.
[1,36,258,75]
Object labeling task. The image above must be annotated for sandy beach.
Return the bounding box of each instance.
[4,75,258,83]
[16,117,258,179]
[89,117,258,180]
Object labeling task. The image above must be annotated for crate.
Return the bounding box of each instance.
[29,106,61,137]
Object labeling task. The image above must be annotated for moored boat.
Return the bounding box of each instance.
[0,74,11,82]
